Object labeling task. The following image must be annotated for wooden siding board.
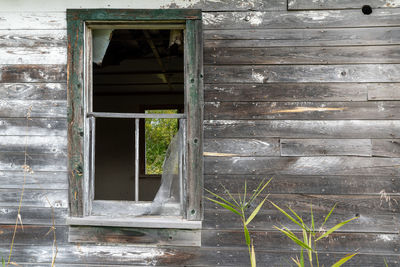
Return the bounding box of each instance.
[69,226,201,246]
[288,0,400,10]
[204,210,400,233]
[204,83,369,102]
[0,118,67,136]
[0,100,66,118]
[372,139,400,157]
[203,9,400,29]
[280,139,372,156]
[204,65,400,83]
[0,46,67,65]
[0,136,66,154]
[202,230,400,253]
[0,12,66,30]
[0,83,67,100]
[0,206,67,225]
[0,225,68,246]
[1,244,399,266]
[204,120,400,138]
[204,174,400,195]
[0,171,68,190]
[0,152,67,172]
[0,30,66,47]
[368,85,400,100]
[204,156,400,176]
[204,46,400,65]
[0,189,68,208]
[204,27,400,47]
[0,65,66,83]
[205,101,400,120]
[204,138,280,157]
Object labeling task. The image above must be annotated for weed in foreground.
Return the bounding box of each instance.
[205,177,273,267]
[269,201,358,267]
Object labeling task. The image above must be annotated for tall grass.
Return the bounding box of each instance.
[205,178,273,267]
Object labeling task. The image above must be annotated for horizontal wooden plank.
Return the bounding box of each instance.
[0,12,66,30]
[0,225,67,245]
[204,120,400,139]
[0,152,67,171]
[202,230,400,254]
[280,139,372,156]
[288,0,400,10]
[204,46,400,64]
[0,83,66,100]
[0,206,67,225]
[204,27,400,47]
[0,118,66,136]
[204,138,280,157]
[372,139,400,157]
[205,193,400,215]
[368,84,400,100]
[204,65,400,83]
[205,101,400,120]
[0,65,66,83]
[0,189,67,208]
[0,171,68,189]
[203,9,400,29]
[0,100,66,118]
[0,30,65,47]
[0,136,66,154]
[69,226,200,246]
[0,46,66,64]
[204,209,399,233]
[204,83,370,102]
[204,174,400,195]
[204,156,400,176]
[1,244,399,266]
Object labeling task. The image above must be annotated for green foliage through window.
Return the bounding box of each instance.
[145,109,178,174]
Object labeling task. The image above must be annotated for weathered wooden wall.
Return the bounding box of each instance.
[0,0,399,265]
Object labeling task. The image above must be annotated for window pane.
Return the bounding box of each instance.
[145,109,178,175]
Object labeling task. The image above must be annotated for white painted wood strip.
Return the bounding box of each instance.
[0,47,66,64]
[0,30,66,48]
[0,12,66,30]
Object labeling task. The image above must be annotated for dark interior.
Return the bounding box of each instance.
[92,29,184,201]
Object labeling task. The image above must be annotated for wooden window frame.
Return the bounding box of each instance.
[66,9,203,229]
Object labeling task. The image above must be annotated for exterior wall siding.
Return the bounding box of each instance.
[0,0,399,265]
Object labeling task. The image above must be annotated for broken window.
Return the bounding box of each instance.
[67,9,203,228]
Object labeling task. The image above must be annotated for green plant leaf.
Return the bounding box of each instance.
[300,247,304,267]
[331,253,358,267]
[243,180,247,207]
[246,195,269,226]
[292,257,302,267]
[316,217,358,241]
[244,224,251,246]
[248,177,273,207]
[269,201,306,231]
[2,257,5,267]
[204,188,239,209]
[206,197,242,217]
[311,204,315,233]
[288,206,310,232]
[220,183,241,207]
[250,241,256,267]
[384,257,389,267]
[320,203,337,230]
[274,226,313,251]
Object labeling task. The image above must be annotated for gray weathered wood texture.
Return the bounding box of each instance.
[1,1,400,266]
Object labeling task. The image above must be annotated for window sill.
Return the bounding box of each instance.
[67,215,202,229]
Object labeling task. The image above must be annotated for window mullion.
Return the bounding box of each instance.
[135,118,140,202]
